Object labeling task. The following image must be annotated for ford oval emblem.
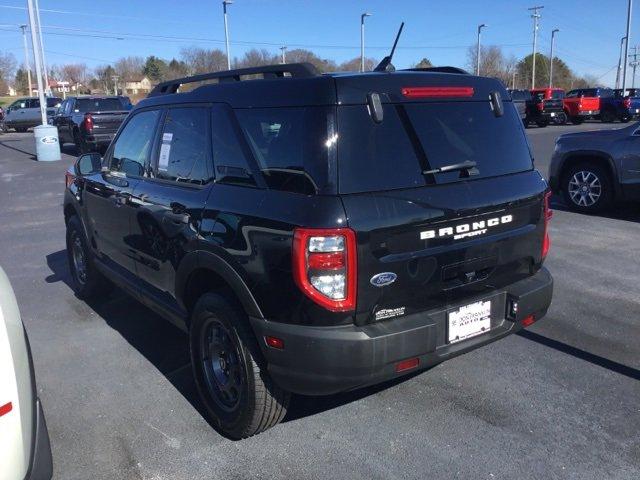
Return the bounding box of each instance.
[40,136,58,144]
[370,272,397,287]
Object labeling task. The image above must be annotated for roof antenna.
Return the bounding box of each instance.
[374,22,405,72]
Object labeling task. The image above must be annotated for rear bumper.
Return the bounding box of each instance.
[251,267,553,396]
[575,110,600,117]
[83,133,115,146]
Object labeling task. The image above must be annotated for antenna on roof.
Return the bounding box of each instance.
[374,22,405,72]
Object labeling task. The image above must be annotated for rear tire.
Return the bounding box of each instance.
[190,293,290,439]
[570,116,584,125]
[562,162,613,214]
[600,109,616,123]
[553,112,567,125]
[15,127,27,133]
[66,215,111,299]
[536,120,549,128]
[74,130,90,154]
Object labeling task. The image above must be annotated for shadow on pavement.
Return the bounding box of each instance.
[518,330,640,381]
[45,249,417,431]
[0,139,37,160]
[550,194,640,224]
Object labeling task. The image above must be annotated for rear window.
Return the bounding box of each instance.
[75,98,124,113]
[551,90,564,99]
[532,92,545,101]
[337,101,533,194]
[235,107,332,194]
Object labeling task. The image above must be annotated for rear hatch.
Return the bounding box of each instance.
[76,98,129,134]
[336,76,547,324]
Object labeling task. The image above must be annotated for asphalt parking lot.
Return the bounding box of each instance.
[1,123,639,480]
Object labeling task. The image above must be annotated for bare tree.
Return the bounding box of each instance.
[180,47,227,74]
[337,57,377,72]
[61,63,88,85]
[114,56,144,80]
[0,52,17,92]
[284,49,337,72]
[238,49,279,68]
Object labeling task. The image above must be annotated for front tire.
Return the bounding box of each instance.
[66,215,110,298]
[562,163,612,213]
[190,293,290,439]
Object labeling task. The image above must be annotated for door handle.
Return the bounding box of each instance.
[164,211,189,224]
[113,192,131,206]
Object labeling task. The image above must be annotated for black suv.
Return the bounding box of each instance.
[63,63,554,439]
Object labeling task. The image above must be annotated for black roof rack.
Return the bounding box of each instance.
[402,66,470,75]
[148,62,320,97]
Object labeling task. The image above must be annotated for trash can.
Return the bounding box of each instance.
[33,125,61,162]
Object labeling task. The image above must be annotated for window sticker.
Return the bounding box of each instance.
[162,132,173,142]
[158,143,171,170]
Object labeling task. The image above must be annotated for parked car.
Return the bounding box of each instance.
[3,97,62,132]
[563,88,611,124]
[529,88,566,125]
[51,96,130,153]
[508,89,530,122]
[598,88,640,123]
[63,62,553,439]
[549,122,640,212]
[0,266,53,479]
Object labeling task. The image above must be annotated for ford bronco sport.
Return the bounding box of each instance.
[63,62,554,439]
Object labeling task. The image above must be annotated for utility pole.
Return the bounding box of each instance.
[630,45,639,88]
[112,75,119,96]
[476,24,487,76]
[622,0,633,92]
[360,13,372,72]
[19,25,32,95]
[616,36,627,89]
[26,0,46,124]
[223,1,233,70]
[34,0,49,95]
[528,6,544,89]
[280,46,287,64]
[549,28,559,88]
[512,71,518,89]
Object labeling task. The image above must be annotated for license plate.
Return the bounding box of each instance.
[448,300,491,343]
[550,112,555,117]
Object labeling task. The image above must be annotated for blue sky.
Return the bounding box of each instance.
[1,0,639,87]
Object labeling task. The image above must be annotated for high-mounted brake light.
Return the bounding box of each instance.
[292,228,357,312]
[82,113,94,133]
[401,86,474,98]
[542,190,553,259]
[0,402,12,417]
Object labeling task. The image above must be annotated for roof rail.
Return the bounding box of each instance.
[402,66,470,75]
[148,62,320,97]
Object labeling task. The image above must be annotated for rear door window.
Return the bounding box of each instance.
[337,102,533,194]
[155,107,212,184]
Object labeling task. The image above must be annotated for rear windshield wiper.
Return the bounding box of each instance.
[422,160,479,177]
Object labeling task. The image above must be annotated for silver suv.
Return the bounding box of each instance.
[4,97,62,132]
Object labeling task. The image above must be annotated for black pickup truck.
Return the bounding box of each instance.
[52,96,131,153]
[526,88,565,127]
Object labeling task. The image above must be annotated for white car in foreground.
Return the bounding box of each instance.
[0,266,52,479]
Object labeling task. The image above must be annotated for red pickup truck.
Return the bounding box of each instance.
[563,88,611,124]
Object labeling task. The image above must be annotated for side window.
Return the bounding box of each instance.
[156,107,211,184]
[28,98,40,109]
[110,110,160,177]
[566,90,577,98]
[211,105,258,187]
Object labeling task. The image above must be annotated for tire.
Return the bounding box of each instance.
[620,115,631,123]
[553,112,567,125]
[74,130,90,154]
[523,117,530,128]
[570,116,584,125]
[15,127,27,133]
[66,215,110,299]
[190,293,290,439]
[562,162,613,214]
[536,120,549,128]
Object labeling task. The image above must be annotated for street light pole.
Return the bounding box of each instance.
[528,6,544,90]
[476,24,487,76]
[34,0,49,95]
[223,1,233,70]
[112,75,119,96]
[360,13,371,72]
[616,36,627,89]
[549,28,559,88]
[622,0,633,92]
[26,0,46,125]
[280,46,287,64]
[512,71,518,89]
[19,25,32,95]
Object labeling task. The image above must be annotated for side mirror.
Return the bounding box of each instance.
[75,153,102,176]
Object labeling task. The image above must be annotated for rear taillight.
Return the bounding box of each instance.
[401,86,474,98]
[65,170,76,188]
[292,228,357,312]
[537,101,544,112]
[542,190,553,259]
[82,113,94,133]
[624,96,632,109]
